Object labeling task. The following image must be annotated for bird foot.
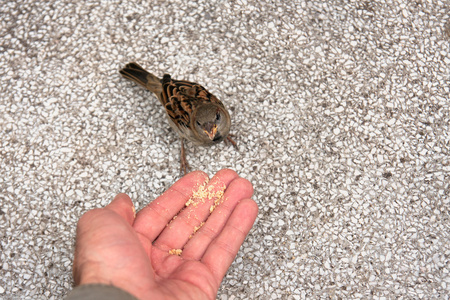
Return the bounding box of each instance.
[226,134,238,150]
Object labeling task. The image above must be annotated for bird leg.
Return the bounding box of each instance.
[226,134,238,150]
[180,139,190,175]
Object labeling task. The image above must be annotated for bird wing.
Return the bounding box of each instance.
[161,75,223,130]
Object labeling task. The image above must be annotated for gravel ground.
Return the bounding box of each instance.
[1,0,449,299]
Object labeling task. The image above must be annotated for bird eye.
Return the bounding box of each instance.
[196,121,201,126]
[215,113,221,121]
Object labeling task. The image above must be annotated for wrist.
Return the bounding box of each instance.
[66,284,138,300]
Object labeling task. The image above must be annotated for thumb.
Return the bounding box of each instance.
[105,193,136,226]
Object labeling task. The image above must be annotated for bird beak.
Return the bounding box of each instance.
[203,124,218,140]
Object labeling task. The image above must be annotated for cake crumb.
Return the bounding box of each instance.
[169,249,183,256]
[185,179,226,212]
[193,222,205,234]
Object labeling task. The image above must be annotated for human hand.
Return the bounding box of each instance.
[72,169,258,299]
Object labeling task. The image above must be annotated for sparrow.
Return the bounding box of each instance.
[119,62,236,174]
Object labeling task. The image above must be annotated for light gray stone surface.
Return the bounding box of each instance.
[1,0,449,299]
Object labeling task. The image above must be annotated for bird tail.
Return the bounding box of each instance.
[119,62,162,94]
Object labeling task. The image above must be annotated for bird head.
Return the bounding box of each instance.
[194,104,231,144]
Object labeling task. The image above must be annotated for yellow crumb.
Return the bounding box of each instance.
[183,179,227,239]
[186,179,226,211]
[169,249,183,256]
[209,195,226,213]
[193,222,205,234]
[185,179,209,207]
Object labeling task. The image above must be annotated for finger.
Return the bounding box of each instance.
[152,169,239,252]
[181,177,253,260]
[201,199,258,285]
[133,170,209,242]
[104,193,136,226]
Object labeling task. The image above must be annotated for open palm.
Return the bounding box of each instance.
[72,169,258,299]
